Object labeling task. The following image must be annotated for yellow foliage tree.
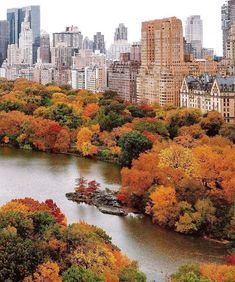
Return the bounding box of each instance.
[146,186,179,227]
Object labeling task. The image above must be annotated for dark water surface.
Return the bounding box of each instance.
[0,147,227,281]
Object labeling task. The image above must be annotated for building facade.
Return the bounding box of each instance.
[180,75,235,123]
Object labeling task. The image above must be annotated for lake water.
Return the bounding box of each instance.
[0,147,227,281]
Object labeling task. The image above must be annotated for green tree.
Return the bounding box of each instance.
[0,235,43,281]
[171,264,210,282]
[99,111,130,132]
[118,131,153,167]
[62,265,104,282]
[119,266,147,282]
[45,103,83,129]
[31,211,56,234]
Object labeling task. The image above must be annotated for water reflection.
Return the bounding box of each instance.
[0,147,227,281]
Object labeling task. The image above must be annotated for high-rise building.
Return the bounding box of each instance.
[19,11,33,65]
[93,32,106,54]
[222,0,235,57]
[108,53,140,102]
[114,23,128,41]
[137,17,187,106]
[130,42,141,62]
[51,45,75,68]
[83,37,93,50]
[108,23,130,60]
[108,41,130,60]
[38,31,50,63]
[185,15,203,58]
[7,6,40,63]
[7,44,21,65]
[0,21,9,66]
[53,26,83,49]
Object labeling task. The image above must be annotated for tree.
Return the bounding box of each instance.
[62,265,104,282]
[76,127,97,156]
[193,146,235,204]
[118,131,153,167]
[0,236,43,281]
[171,264,210,282]
[200,111,224,136]
[219,124,235,143]
[166,108,202,128]
[146,186,179,227]
[176,178,207,204]
[119,266,147,282]
[159,144,197,177]
[83,103,99,118]
[200,264,235,282]
[54,128,70,152]
[99,111,129,132]
[42,103,83,129]
[31,261,61,282]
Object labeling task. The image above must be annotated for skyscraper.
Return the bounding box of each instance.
[38,31,50,63]
[222,0,235,57]
[93,32,106,54]
[0,21,9,66]
[108,23,130,60]
[114,23,128,41]
[82,37,93,50]
[7,8,19,45]
[137,17,187,106]
[19,10,33,65]
[53,26,83,50]
[185,15,203,58]
[7,6,40,63]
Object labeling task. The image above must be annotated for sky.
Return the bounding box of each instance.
[0,0,225,55]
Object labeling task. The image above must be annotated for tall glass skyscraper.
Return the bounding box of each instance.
[7,6,40,63]
[0,20,9,66]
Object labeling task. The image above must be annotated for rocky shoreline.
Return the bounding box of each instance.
[66,189,132,216]
[65,190,232,245]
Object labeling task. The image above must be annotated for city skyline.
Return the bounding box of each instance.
[0,0,225,55]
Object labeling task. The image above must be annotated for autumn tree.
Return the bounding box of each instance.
[76,127,98,156]
[146,186,179,227]
[30,261,61,282]
[200,111,224,136]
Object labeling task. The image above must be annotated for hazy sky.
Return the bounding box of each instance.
[0,0,225,55]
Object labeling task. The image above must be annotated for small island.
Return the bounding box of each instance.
[66,177,138,216]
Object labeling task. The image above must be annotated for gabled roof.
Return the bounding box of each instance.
[215,76,235,92]
[185,74,213,91]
